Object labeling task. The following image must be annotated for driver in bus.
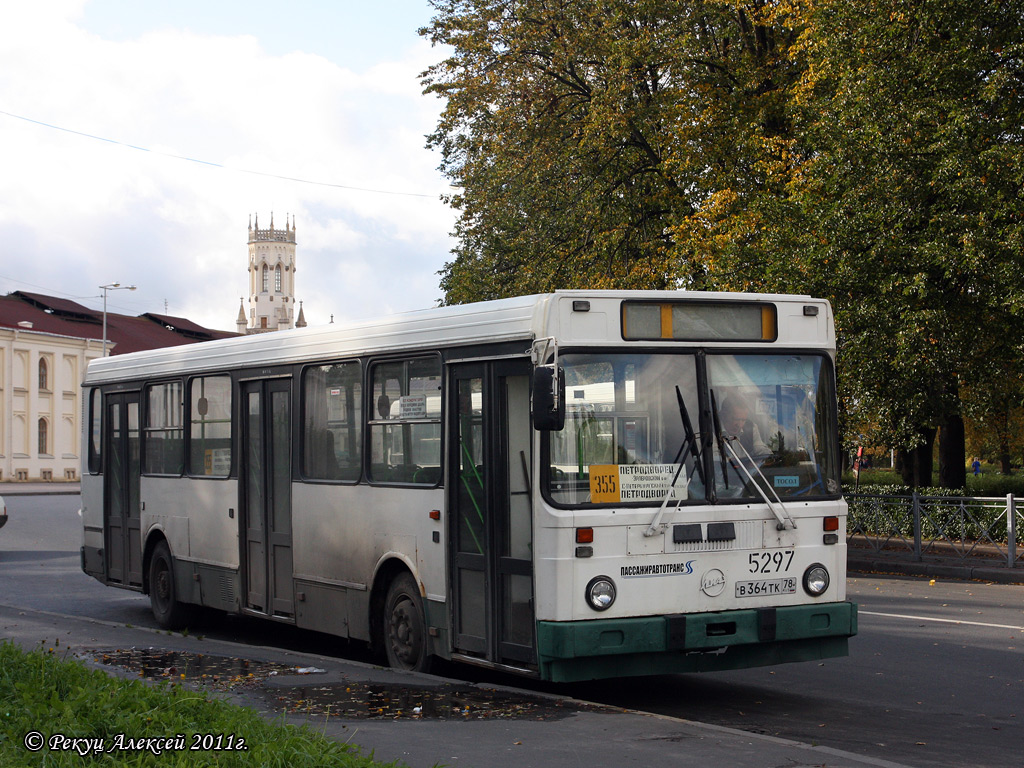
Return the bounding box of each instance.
[720,394,771,459]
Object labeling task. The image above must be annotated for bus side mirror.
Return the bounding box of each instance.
[532,366,565,431]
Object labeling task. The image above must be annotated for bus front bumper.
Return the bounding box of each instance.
[536,601,857,682]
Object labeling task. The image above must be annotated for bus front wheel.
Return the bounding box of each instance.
[383,573,433,673]
[149,540,192,629]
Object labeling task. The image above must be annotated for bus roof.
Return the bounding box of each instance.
[83,290,830,385]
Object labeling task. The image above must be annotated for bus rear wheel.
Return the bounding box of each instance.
[383,573,433,673]
[149,540,193,630]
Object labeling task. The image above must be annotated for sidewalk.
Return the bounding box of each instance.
[0,603,913,768]
[0,481,80,496]
[847,544,1024,584]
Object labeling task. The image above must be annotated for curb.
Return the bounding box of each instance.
[0,484,81,497]
[0,490,81,496]
[848,557,1024,585]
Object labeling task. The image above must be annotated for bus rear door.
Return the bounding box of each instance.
[103,391,143,588]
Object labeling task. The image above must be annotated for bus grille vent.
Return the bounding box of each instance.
[219,575,236,606]
[669,521,761,552]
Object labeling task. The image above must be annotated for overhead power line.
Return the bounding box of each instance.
[0,273,147,312]
[0,108,441,199]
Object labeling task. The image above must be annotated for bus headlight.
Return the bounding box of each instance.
[802,564,830,597]
[585,576,616,611]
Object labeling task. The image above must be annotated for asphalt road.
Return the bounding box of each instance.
[570,575,1023,768]
[2,493,1022,768]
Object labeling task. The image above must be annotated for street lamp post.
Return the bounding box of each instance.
[100,282,137,357]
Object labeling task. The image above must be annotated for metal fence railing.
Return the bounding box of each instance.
[846,493,1022,568]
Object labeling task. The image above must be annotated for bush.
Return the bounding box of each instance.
[965,473,1024,497]
[843,468,1024,497]
[844,484,1021,545]
[842,468,904,490]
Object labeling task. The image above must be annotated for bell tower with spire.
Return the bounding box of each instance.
[239,213,304,333]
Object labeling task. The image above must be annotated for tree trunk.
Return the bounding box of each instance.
[896,426,936,487]
[997,406,1012,475]
[938,414,966,490]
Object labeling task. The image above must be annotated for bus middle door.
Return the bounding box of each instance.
[240,378,295,620]
[450,361,535,668]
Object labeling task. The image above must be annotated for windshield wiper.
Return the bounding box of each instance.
[710,389,729,492]
[644,386,703,537]
[676,385,705,487]
[710,388,796,531]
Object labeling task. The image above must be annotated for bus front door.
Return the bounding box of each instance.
[104,391,142,588]
[450,361,535,668]
[240,379,294,620]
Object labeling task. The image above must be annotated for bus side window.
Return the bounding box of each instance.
[302,361,362,482]
[143,381,184,476]
[368,357,441,485]
[188,375,232,477]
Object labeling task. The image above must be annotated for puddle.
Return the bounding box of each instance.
[86,648,597,721]
[84,648,297,692]
[266,682,592,721]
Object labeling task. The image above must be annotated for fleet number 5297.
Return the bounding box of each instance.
[748,550,794,574]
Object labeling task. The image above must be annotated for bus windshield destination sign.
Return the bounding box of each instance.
[589,464,684,503]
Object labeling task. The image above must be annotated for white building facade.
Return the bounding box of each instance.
[0,327,101,482]
[0,291,236,483]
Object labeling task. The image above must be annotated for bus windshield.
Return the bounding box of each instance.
[545,352,840,506]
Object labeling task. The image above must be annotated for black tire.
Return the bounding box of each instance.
[383,572,433,673]
[149,540,193,630]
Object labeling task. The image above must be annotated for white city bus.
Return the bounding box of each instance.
[80,290,856,682]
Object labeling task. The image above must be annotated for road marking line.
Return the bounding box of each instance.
[859,610,1024,631]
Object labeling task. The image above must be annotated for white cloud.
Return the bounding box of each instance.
[0,1,456,331]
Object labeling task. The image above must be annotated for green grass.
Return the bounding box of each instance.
[0,641,403,767]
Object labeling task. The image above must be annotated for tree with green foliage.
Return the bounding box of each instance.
[789,0,1024,488]
[420,0,808,300]
[420,0,1024,489]
[964,377,1024,475]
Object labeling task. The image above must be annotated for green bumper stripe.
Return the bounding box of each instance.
[538,601,857,660]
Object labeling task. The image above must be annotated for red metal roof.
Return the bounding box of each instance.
[141,313,236,341]
[11,291,100,320]
[0,292,237,354]
[0,295,89,337]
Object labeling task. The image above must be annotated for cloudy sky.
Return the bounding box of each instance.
[0,0,457,331]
